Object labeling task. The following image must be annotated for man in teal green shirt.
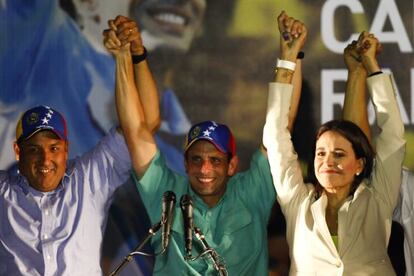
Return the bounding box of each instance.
[134,121,274,275]
[105,13,303,275]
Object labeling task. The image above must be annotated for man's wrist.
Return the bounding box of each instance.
[361,56,380,75]
[116,51,132,63]
[280,51,303,62]
[132,47,147,64]
[348,67,368,76]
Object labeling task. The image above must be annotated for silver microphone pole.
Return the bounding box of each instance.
[194,227,228,276]
[109,222,162,276]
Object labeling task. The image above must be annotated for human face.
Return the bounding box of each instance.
[131,0,206,52]
[314,131,363,194]
[185,140,237,207]
[14,131,68,192]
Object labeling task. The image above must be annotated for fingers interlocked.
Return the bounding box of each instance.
[102,15,145,55]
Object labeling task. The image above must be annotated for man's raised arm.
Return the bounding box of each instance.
[103,16,158,177]
[342,36,371,142]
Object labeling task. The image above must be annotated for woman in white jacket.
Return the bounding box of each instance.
[264,12,406,275]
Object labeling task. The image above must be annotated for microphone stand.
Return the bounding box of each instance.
[109,222,162,276]
[193,227,228,276]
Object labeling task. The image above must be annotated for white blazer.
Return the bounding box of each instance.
[263,74,406,276]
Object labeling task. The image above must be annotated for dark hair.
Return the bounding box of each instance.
[307,120,375,196]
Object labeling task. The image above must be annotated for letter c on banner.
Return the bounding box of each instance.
[321,0,363,53]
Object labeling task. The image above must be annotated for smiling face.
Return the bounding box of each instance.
[14,130,68,192]
[185,140,237,207]
[314,130,364,194]
[130,0,206,52]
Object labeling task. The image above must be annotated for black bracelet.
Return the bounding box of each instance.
[297,51,305,59]
[132,47,147,64]
[368,71,383,77]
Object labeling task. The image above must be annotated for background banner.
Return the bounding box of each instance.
[1,0,412,274]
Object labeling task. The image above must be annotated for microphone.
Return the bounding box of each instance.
[161,191,176,250]
[180,194,194,258]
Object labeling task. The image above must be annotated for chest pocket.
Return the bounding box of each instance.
[213,201,255,267]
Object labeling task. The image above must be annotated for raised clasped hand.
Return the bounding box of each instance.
[103,15,144,56]
[277,11,307,61]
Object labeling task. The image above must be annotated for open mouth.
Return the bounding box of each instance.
[38,168,54,175]
[146,6,193,34]
[154,12,187,26]
[197,177,214,184]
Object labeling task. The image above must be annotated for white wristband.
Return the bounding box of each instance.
[276,58,296,72]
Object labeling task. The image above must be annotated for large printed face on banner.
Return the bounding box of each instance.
[65,0,206,53]
[130,0,206,52]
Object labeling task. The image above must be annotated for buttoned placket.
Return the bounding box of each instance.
[39,193,56,275]
[198,209,218,272]
[203,210,213,239]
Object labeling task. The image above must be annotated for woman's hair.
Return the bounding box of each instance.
[307,120,375,196]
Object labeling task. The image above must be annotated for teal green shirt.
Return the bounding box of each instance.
[133,150,274,275]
